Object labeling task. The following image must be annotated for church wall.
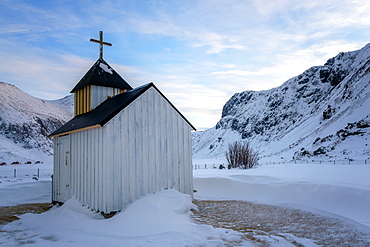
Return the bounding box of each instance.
[53,86,193,213]
[74,85,92,116]
[52,135,71,203]
[73,85,123,116]
[104,86,193,212]
[91,85,121,109]
[52,137,59,203]
[67,126,112,212]
[101,86,193,213]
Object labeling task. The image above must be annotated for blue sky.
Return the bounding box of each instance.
[1,0,370,130]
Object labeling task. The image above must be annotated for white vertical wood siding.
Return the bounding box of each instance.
[54,87,193,213]
[52,138,59,202]
[91,85,121,109]
[52,135,71,203]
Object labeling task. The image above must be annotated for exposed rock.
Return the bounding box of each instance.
[193,43,370,160]
[0,82,73,159]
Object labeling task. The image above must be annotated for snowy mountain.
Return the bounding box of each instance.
[46,95,74,115]
[0,82,73,163]
[193,43,370,161]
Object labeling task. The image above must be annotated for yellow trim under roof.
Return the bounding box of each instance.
[49,124,101,138]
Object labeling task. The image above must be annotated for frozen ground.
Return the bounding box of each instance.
[192,200,370,246]
[0,163,52,207]
[193,160,370,228]
[1,160,370,246]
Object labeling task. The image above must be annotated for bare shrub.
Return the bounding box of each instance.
[225,141,259,169]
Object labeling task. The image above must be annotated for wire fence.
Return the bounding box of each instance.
[261,159,369,166]
[0,168,52,179]
[193,158,369,170]
[0,168,39,179]
[193,164,226,170]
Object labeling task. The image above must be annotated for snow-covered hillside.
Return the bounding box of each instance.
[193,43,370,161]
[46,95,74,115]
[0,82,73,163]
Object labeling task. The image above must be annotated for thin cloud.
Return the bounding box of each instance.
[1,0,370,129]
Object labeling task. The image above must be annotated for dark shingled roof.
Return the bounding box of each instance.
[50,83,196,137]
[70,58,132,93]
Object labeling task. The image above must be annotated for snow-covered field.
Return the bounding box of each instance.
[1,160,370,246]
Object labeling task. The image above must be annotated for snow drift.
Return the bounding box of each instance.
[0,189,242,247]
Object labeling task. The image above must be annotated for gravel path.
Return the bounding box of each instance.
[0,203,51,225]
[191,200,370,246]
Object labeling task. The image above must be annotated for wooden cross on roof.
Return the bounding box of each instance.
[90,31,112,59]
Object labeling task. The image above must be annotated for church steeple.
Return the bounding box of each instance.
[71,32,132,116]
[90,31,112,60]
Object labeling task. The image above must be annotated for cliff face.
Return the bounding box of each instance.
[0,82,73,162]
[193,43,370,160]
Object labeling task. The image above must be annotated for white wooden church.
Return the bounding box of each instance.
[50,32,195,214]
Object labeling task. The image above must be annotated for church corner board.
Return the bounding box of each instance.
[50,32,195,214]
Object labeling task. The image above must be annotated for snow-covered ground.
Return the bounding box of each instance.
[194,161,370,228]
[1,160,370,246]
[0,163,242,246]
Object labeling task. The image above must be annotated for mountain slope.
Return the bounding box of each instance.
[193,43,370,161]
[47,95,74,115]
[0,82,73,162]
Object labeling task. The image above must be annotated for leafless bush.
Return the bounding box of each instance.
[225,141,259,169]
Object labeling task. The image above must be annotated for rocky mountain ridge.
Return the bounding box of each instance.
[193,43,370,161]
[0,82,73,162]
